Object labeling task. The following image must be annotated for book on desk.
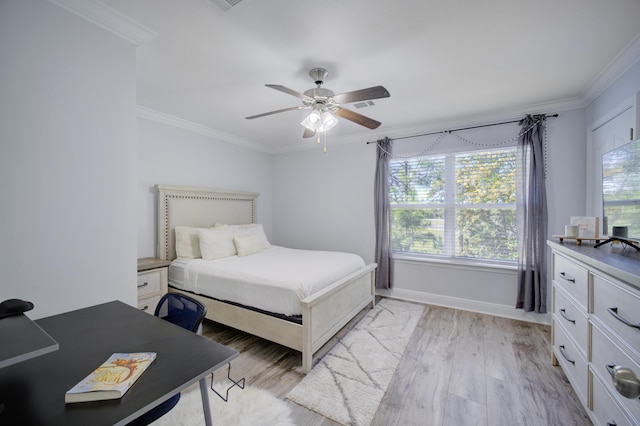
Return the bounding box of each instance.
[65,352,156,403]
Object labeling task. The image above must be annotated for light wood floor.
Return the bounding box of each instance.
[202,301,591,426]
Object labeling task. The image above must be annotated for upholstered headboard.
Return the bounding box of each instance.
[156,185,259,261]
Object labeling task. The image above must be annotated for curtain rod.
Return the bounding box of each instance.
[366,113,559,144]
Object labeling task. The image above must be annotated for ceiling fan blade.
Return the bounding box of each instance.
[332,86,390,105]
[334,107,382,129]
[266,84,314,103]
[303,127,316,138]
[246,105,308,120]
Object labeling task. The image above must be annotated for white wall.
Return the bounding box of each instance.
[585,60,640,221]
[272,142,376,263]
[137,118,273,258]
[0,0,138,319]
[586,60,640,128]
[272,111,587,323]
[546,109,588,236]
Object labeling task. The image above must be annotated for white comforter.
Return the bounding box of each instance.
[169,246,366,316]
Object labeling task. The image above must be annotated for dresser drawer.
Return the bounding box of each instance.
[553,320,588,406]
[553,253,589,309]
[137,294,161,315]
[553,284,588,354]
[591,369,636,426]
[592,322,640,422]
[137,270,162,297]
[592,273,640,354]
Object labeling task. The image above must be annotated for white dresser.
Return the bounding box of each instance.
[549,240,640,425]
[136,257,171,315]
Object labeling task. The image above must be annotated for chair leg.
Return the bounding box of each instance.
[209,362,245,402]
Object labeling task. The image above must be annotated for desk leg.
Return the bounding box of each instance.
[199,378,213,426]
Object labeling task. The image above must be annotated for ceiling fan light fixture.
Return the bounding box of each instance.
[301,108,338,133]
[300,109,322,130]
[318,110,338,132]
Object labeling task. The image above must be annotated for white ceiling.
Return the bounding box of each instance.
[102,0,640,153]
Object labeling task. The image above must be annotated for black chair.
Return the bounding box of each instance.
[153,293,208,334]
[126,293,208,426]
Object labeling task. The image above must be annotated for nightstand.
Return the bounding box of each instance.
[136,257,171,314]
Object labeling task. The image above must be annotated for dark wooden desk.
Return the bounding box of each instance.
[0,314,58,369]
[0,301,238,425]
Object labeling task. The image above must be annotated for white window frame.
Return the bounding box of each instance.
[390,146,517,265]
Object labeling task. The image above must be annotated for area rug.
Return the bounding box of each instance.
[151,381,294,426]
[286,298,423,425]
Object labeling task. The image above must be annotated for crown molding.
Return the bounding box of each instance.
[137,95,584,156]
[137,106,271,153]
[272,96,585,154]
[48,0,156,46]
[387,96,584,139]
[582,32,640,105]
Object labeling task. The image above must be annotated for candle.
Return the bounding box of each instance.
[565,225,579,238]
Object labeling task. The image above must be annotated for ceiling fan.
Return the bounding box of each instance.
[245,67,390,138]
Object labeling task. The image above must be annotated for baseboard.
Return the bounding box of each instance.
[376,288,551,325]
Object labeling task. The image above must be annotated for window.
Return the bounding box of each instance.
[390,147,517,263]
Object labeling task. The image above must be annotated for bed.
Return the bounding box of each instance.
[156,185,376,373]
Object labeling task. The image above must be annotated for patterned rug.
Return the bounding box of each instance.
[286,298,423,425]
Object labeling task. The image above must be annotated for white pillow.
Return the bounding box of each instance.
[198,227,237,260]
[244,224,270,248]
[214,223,257,230]
[198,223,271,259]
[175,226,202,259]
[233,233,270,256]
[233,224,271,256]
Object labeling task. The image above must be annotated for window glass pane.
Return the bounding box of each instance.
[456,208,517,261]
[391,208,444,254]
[389,147,517,263]
[456,149,516,204]
[390,157,445,204]
[604,203,640,238]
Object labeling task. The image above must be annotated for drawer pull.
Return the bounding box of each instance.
[140,305,149,311]
[558,345,575,365]
[559,308,576,324]
[138,282,149,288]
[607,307,640,330]
[606,422,617,426]
[559,272,575,283]
[606,363,640,399]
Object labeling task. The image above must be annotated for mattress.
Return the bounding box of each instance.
[168,246,366,316]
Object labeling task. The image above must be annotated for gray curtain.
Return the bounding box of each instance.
[374,137,393,289]
[516,115,548,312]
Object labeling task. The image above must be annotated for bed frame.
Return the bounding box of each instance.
[156,185,376,373]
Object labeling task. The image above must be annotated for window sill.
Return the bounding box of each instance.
[392,254,518,274]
